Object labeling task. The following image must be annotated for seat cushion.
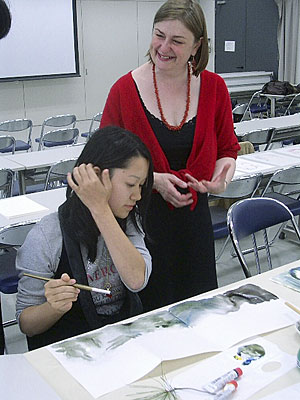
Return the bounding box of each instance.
[210,205,229,239]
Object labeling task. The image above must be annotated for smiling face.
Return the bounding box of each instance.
[150,19,200,72]
[108,156,149,219]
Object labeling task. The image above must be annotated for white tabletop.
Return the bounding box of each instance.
[3,143,85,170]
[234,113,300,136]
[19,260,300,400]
[0,155,26,171]
[0,187,66,228]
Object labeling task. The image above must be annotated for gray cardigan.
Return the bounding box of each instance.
[16,212,152,321]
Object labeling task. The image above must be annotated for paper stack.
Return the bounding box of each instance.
[0,196,49,226]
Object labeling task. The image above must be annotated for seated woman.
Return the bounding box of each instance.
[16,126,153,350]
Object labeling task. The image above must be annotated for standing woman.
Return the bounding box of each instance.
[100,0,240,311]
[16,127,153,350]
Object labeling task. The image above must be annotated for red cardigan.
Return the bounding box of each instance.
[101,69,240,208]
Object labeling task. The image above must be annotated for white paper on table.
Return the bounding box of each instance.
[47,284,300,399]
[243,152,299,167]
[272,144,300,159]
[235,158,274,173]
[171,337,296,400]
[0,354,61,399]
[0,195,49,225]
[259,382,300,400]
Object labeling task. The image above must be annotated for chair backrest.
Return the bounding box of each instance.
[0,168,14,198]
[227,197,300,278]
[241,90,268,121]
[0,221,35,248]
[44,158,77,190]
[212,173,263,200]
[240,127,275,151]
[0,135,16,154]
[39,114,76,149]
[232,104,248,122]
[87,112,102,139]
[40,127,79,149]
[0,119,33,147]
[262,165,300,196]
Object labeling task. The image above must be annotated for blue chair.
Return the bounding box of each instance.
[44,158,77,190]
[261,165,300,244]
[227,197,300,278]
[36,114,76,150]
[0,119,32,152]
[0,135,15,154]
[241,91,270,121]
[210,173,262,261]
[0,168,14,198]
[38,128,79,150]
[0,221,35,353]
[81,112,102,140]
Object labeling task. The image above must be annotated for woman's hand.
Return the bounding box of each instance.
[154,172,193,208]
[186,163,231,195]
[67,163,112,213]
[44,273,80,315]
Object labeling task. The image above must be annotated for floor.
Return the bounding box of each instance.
[2,224,300,355]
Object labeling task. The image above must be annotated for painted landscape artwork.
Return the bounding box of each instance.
[48,284,299,398]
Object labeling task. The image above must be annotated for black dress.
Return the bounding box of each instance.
[139,109,217,312]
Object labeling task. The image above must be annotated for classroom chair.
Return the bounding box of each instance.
[44,158,77,190]
[36,114,76,150]
[81,112,102,140]
[227,197,300,278]
[0,135,16,154]
[210,173,263,261]
[0,119,32,152]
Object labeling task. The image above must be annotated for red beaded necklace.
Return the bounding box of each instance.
[152,62,191,131]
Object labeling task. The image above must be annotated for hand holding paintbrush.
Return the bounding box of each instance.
[23,272,111,295]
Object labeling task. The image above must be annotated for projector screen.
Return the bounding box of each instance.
[0,0,79,82]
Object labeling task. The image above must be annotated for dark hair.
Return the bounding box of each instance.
[59,126,154,262]
[147,0,208,77]
[0,0,11,39]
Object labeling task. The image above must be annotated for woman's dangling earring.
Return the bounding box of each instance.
[191,55,197,74]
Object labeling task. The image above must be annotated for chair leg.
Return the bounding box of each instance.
[215,236,232,261]
[0,302,4,355]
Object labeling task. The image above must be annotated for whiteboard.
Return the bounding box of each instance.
[0,0,79,81]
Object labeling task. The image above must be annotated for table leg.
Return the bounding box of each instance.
[17,171,26,195]
[270,98,276,117]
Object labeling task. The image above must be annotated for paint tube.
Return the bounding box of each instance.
[202,367,242,394]
[214,380,238,399]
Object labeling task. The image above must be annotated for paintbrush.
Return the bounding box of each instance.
[285,301,300,315]
[23,272,111,295]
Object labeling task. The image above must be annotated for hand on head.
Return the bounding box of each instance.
[44,273,80,314]
[67,163,112,212]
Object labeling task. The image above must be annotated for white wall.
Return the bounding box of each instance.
[0,0,215,141]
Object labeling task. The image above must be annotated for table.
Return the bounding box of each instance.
[5,260,297,399]
[233,144,300,180]
[2,144,85,194]
[0,188,67,230]
[234,113,300,143]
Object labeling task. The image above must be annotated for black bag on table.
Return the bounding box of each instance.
[261,80,297,95]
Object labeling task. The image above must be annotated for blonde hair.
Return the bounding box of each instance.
[147,0,208,77]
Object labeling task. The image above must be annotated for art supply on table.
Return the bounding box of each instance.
[297,348,300,369]
[285,301,300,315]
[202,367,243,394]
[23,272,111,295]
[215,380,238,399]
